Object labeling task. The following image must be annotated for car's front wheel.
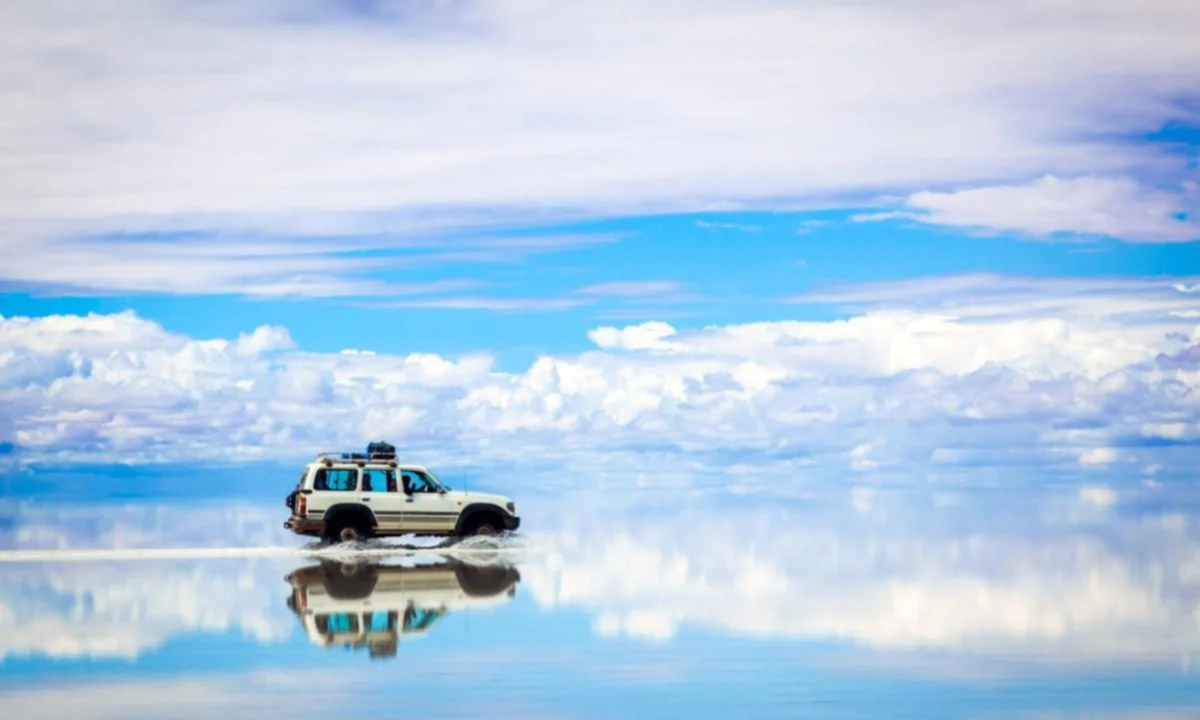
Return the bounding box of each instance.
[466,515,500,536]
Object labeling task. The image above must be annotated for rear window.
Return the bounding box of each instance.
[315,613,360,634]
[313,468,358,491]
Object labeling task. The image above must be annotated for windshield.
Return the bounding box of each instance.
[404,607,444,633]
[425,470,449,491]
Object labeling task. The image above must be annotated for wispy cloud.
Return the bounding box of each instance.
[0,231,620,298]
[784,272,1200,320]
[367,296,590,311]
[574,280,694,303]
[576,281,682,297]
[694,220,762,233]
[365,280,698,313]
[854,175,1200,243]
[0,1,1197,248]
[795,220,831,236]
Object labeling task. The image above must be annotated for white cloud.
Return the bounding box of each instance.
[366,295,590,311]
[586,321,682,352]
[694,220,762,233]
[575,281,686,299]
[518,491,1200,669]
[368,279,696,312]
[790,273,1200,320]
[0,230,616,298]
[1080,448,1120,467]
[0,0,1196,297]
[1,274,1198,476]
[859,175,1200,242]
[0,556,295,660]
[1078,485,1118,506]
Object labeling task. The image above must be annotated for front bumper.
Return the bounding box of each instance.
[502,514,521,532]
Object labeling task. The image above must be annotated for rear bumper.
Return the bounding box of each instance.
[284,517,326,537]
[503,514,521,532]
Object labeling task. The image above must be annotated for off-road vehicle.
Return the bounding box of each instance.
[283,442,520,543]
[285,557,520,658]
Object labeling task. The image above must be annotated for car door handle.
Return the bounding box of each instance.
[405,497,414,503]
[361,497,371,502]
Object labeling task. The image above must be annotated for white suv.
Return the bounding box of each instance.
[284,445,520,543]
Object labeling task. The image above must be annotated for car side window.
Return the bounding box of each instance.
[316,613,360,634]
[404,607,443,631]
[365,611,398,633]
[313,468,358,491]
[402,471,436,493]
[361,468,396,492]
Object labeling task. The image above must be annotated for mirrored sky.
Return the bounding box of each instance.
[3,481,1199,719]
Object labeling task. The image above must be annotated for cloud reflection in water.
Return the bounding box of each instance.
[2,489,1198,668]
[1,487,1198,718]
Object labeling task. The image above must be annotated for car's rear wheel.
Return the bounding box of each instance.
[326,517,371,544]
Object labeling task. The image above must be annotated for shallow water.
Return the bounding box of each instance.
[2,487,1199,719]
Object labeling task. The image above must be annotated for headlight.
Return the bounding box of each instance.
[506,502,515,513]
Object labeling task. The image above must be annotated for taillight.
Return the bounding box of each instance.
[298,495,307,517]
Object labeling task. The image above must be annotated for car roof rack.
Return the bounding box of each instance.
[314,450,399,465]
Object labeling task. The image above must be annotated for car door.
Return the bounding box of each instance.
[399,470,459,534]
[359,466,405,533]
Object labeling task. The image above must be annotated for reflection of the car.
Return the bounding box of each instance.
[284,557,520,658]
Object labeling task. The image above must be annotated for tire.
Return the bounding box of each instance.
[326,515,371,544]
[453,562,521,596]
[466,514,500,537]
[320,560,379,599]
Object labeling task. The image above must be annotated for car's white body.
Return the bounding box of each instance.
[283,455,520,540]
[285,559,520,658]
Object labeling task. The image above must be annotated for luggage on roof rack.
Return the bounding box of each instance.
[366,441,396,460]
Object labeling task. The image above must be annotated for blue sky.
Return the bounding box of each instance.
[0,0,1198,485]
[4,206,1200,370]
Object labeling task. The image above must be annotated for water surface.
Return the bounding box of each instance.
[2,485,1198,719]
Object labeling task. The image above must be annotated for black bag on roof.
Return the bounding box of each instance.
[367,441,396,460]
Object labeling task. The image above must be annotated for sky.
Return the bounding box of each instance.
[0,0,1199,491]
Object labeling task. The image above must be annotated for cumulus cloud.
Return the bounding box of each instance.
[1,274,1199,479]
[858,175,1200,242]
